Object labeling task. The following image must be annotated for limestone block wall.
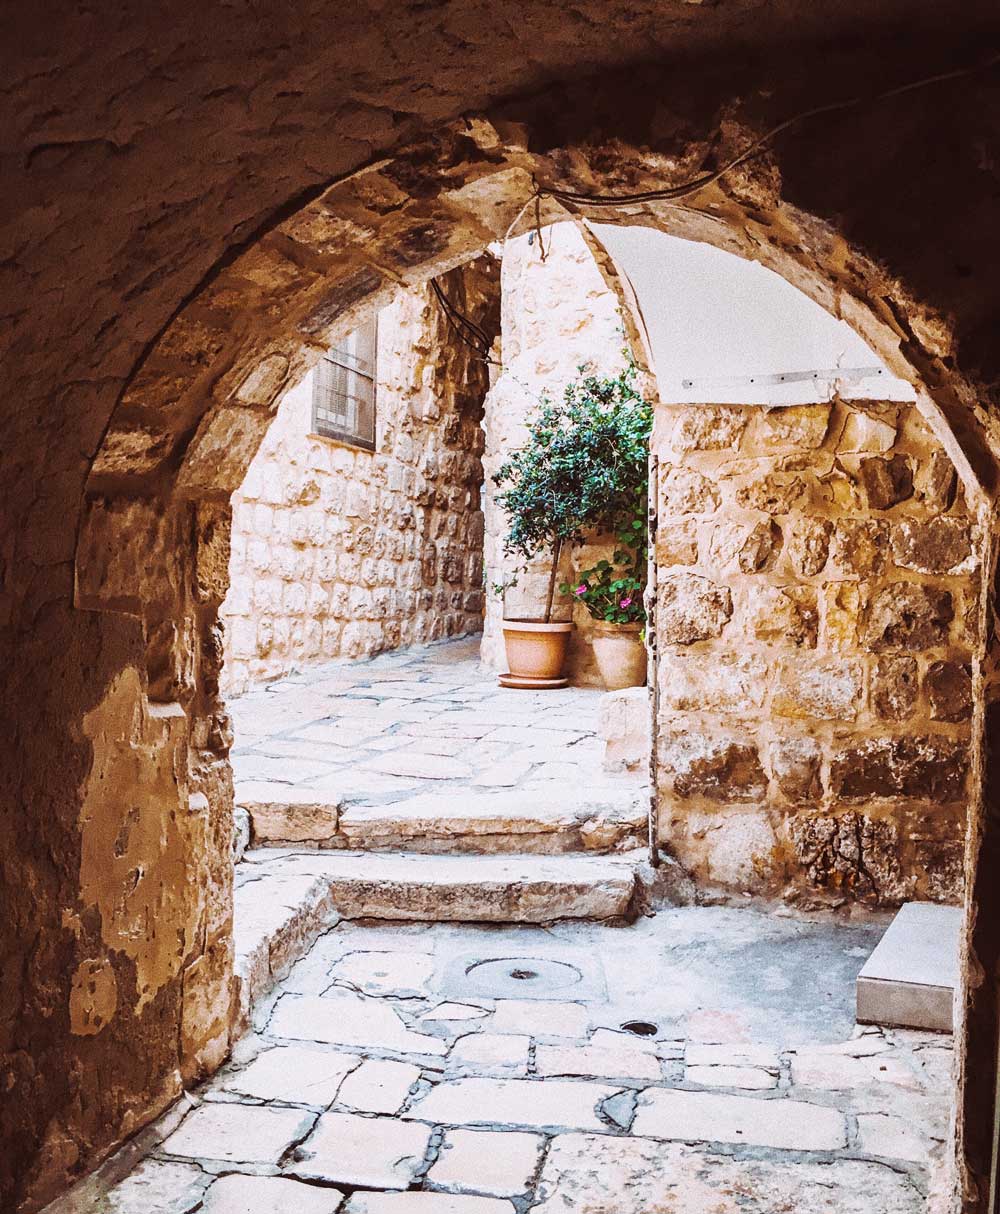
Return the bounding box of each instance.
[653,398,979,905]
[222,262,497,693]
[482,224,627,685]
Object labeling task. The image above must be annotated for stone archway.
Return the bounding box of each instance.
[7,46,998,1210]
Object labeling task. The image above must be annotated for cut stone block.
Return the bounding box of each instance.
[531,1133,923,1213]
[288,1111,432,1189]
[428,1128,544,1198]
[201,1174,344,1213]
[160,1103,314,1165]
[243,850,637,923]
[856,902,960,1033]
[329,949,436,996]
[344,1195,514,1213]
[489,999,590,1038]
[236,780,342,843]
[105,1160,210,1214]
[535,1042,661,1081]
[448,1033,531,1075]
[268,991,447,1056]
[632,1089,846,1150]
[221,1044,360,1105]
[856,1112,932,1163]
[336,1058,422,1113]
[685,1064,777,1090]
[403,1077,618,1132]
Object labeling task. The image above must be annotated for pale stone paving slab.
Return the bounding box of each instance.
[288,1111,432,1189]
[268,991,447,1056]
[427,1128,544,1198]
[403,1077,619,1132]
[336,1059,422,1114]
[344,1195,514,1213]
[329,950,437,996]
[632,1088,847,1150]
[530,1134,924,1213]
[790,1048,922,1091]
[159,1103,314,1165]
[201,1174,344,1213]
[104,1160,210,1214]
[856,1112,934,1163]
[447,1033,531,1075]
[489,999,590,1037]
[685,1064,778,1090]
[220,1043,361,1105]
[535,1042,662,1081]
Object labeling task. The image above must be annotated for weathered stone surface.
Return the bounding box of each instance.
[160,1103,313,1164]
[658,574,733,644]
[769,736,823,803]
[659,733,767,802]
[531,1134,922,1213]
[632,1088,846,1149]
[202,1174,344,1213]
[659,653,766,714]
[828,519,889,577]
[685,1043,780,1068]
[871,657,920,721]
[685,1064,777,1089]
[345,1195,513,1213]
[428,1128,544,1198]
[891,518,975,574]
[735,472,809,514]
[709,519,781,573]
[857,453,913,509]
[787,812,902,902]
[788,517,832,576]
[269,991,448,1056]
[829,737,968,801]
[330,950,436,996]
[535,1042,662,1081]
[490,1000,590,1038]
[289,1111,432,1189]
[856,1113,931,1163]
[916,449,958,511]
[336,1059,422,1113]
[672,406,749,453]
[821,582,862,649]
[404,1077,617,1132]
[221,1044,360,1105]
[838,409,898,453]
[105,1161,210,1214]
[757,404,831,450]
[745,584,817,647]
[656,519,700,566]
[598,686,650,774]
[790,1050,920,1091]
[660,466,721,515]
[925,660,973,722]
[772,658,864,720]
[238,783,342,843]
[864,584,953,650]
[448,1034,530,1075]
[245,850,637,925]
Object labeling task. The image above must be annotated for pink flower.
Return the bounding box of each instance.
[575,584,588,596]
[619,596,632,608]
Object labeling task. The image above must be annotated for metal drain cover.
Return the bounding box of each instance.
[458,956,583,998]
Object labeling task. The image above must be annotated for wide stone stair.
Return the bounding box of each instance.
[232,784,650,1031]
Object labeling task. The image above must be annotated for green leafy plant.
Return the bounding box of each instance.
[493,358,651,620]
[562,528,646,625]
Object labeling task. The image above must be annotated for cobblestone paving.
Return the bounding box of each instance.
[229,637,631,810]
[70,910,952,1213]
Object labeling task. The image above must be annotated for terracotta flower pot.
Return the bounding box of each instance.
[592,621,647,690]
[501,619,574,685]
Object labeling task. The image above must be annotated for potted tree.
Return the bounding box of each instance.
[493,359,651,687]
[566,523,648,689]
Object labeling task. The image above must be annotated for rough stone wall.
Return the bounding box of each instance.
[222,264,496,694]
[7,32,1000,1211]
[654,398,980,906]
[481,224,628,685]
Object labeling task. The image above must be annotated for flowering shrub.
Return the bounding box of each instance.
[492,357,651,620]
[562,534,646,625]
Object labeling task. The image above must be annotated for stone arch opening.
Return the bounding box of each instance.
[48,102,1000,1213]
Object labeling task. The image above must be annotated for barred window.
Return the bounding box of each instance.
[311,316,377,450]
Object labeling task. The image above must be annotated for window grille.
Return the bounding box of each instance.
[311,317,377,450]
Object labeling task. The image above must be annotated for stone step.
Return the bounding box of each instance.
[236,781,647,855]
[233,848,641,1031]
[856,901,961,1033]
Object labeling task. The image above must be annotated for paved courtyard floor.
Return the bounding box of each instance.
[55,907,953,1214]
[229,636,634,811]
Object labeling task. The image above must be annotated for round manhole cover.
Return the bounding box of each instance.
[462,956,583,998]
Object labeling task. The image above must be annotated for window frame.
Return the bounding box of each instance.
[310,315,378,452]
